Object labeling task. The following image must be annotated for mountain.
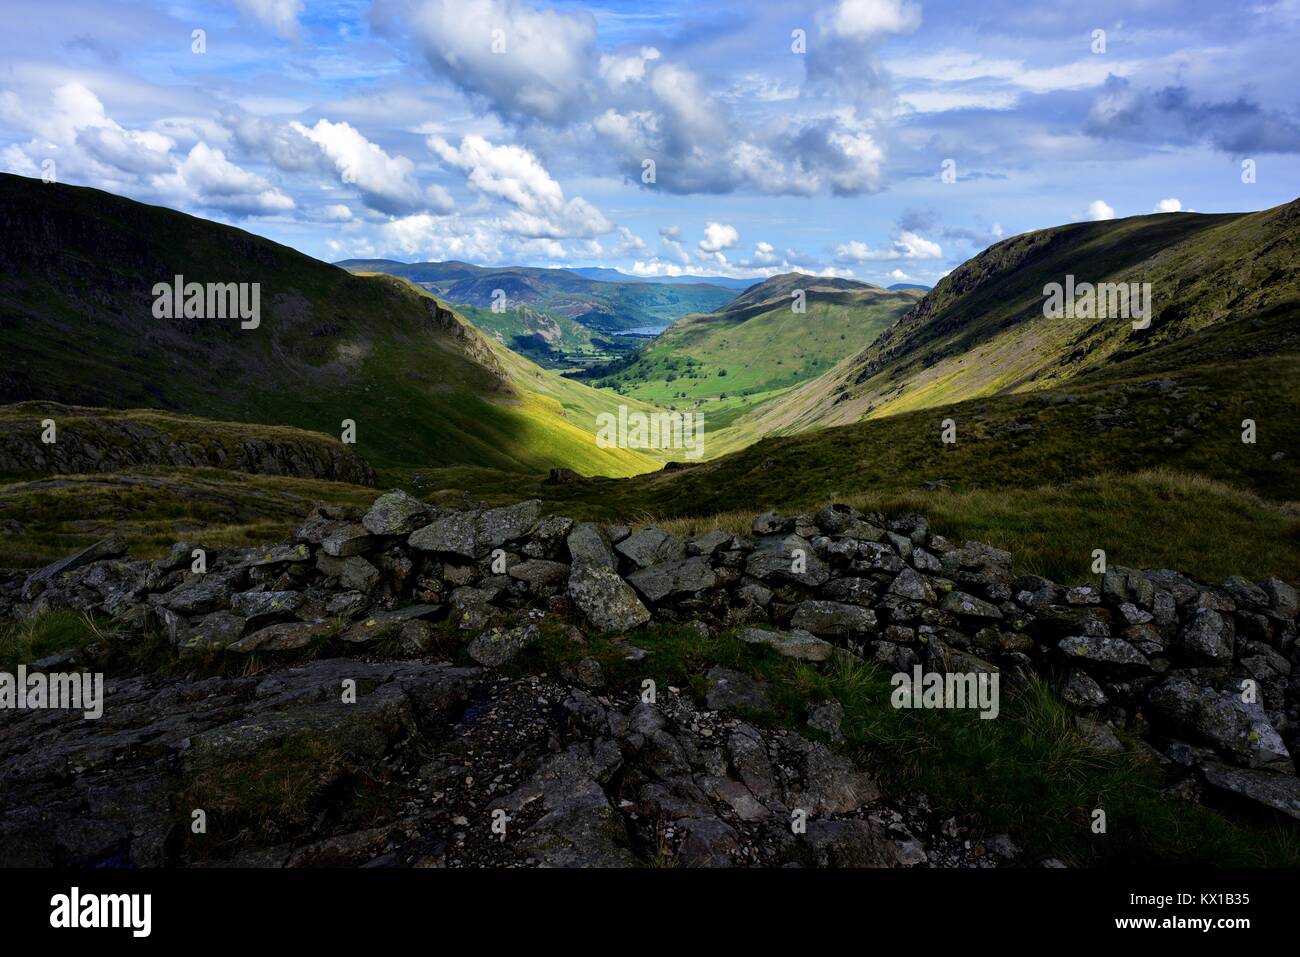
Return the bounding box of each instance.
[567,266,758,290]
[0,173,664,477]
[335,259,739,332]
[888,282,931,291]
[725,200,1300,440]
[589,273,920,433]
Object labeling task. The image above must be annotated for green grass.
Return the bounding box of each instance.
[591,283,915,426]
[0,467,377,566]
[0,610,108,671]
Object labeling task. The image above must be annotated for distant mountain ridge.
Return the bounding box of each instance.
[335,259,739,333]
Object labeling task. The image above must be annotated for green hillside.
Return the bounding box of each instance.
[336,258,738,333]
[732,199,1300,440]
[588,274,919,436]
[0,173,662,478]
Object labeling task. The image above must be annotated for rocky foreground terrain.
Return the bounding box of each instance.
[1,491,1297,867]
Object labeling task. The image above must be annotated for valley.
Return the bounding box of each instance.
[1,173,1298,875]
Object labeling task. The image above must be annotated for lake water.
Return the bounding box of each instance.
[622,325,669,336]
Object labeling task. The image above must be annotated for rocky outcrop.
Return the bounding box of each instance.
[0,402,377,484]
[2,493,1298,866]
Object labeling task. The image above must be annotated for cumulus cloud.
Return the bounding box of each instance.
[826,0,922,40]
[401,0,597,123]
[698,222,739,254]
[292,118,439,216]
[154,142,294,214]
[0,82,174,180]
[1086,199,1116,221]
[833,230,942,263]
[429,134,609,238]
[1153,197,1182,213]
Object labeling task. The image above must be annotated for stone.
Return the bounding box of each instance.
[507,560,571,588]
[1199,761,1300,820]
[567,562,651,633]
[807,701,846,742]
[361,490,431,536]
[467,624,539,667]
[231,589,304,622]
[1262,577,1298,619]
[319,523,376,558]
[705,666,772,714]
[889,567,936,603]
[228,620,333,653]
[1058,635,1151,670]
[1177,609,1234,663]
[1148,677,1292,770]
[790,600,877,637]
[1061,670,1109,709]
[737,627,835,661]
[180,611,247,653]
[477,500,543,548]
[342,605,444,643]
[21,534,127,600]
[408,512,479,558]
[745,534,830,587]
[566,522,617,569]
[614,527,686,569]
[940,591,1003,620]
[687,530,732,556]
[626,557,717,603]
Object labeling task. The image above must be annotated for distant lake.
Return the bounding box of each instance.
[622,324,669,336]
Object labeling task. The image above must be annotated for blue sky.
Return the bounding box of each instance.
[2,0,1297,285]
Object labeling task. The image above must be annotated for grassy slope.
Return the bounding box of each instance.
[0,173,659,478]
[409,311,1300,584]
[0,467,375,567]
[337,259,739,332]
[590,276,918,440]
[734,199,1300,440]
[452,300,605,367]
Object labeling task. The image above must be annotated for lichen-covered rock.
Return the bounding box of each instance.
[362,490,431,536]
[567,562,650,633]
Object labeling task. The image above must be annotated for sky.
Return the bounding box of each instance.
[1,0,1298,285]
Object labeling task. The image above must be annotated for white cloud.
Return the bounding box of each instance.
[833,230,942,263]
[827,0,922,39]
[154,142,295,214]
[429,134,610,238]
[599,47,661,87]
[1153,197,1182,213]
[323,203,354,221]
[405,0,597,123]
[698,222,739,253]
[293,118,435,215]
[1087,199,1116,221]
[233,0,304,40]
